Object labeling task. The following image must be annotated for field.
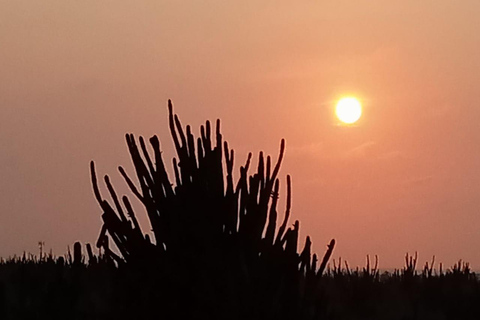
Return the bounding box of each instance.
[0,250,478,319]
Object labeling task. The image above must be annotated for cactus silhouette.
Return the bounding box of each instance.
[90,100,335,319]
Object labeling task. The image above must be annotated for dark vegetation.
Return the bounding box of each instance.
[1,101,480,319]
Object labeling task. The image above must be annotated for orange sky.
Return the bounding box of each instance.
[1,1,480,269]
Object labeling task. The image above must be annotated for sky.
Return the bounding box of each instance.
[1,0,480,269]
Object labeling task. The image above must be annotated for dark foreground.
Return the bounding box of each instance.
[0,251,478,320]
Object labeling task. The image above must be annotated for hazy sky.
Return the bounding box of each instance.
[1,1,480,269]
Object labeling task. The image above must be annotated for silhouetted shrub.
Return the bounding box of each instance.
[89,101,335,319]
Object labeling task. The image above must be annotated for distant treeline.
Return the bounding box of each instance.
[1,101,479,320]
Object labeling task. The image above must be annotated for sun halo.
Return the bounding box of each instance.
[335,97,362,124]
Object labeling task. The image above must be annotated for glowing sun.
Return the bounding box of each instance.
[336,97,362,124]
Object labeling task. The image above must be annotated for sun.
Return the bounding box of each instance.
[336,97,362,124]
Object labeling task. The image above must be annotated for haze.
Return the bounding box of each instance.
[1,1,480,269]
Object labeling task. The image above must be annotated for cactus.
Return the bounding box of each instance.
[89,100,335,318]
[403,251,418,278]
[422,255,435,278]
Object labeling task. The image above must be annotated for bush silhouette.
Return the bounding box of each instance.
[90,100,335,319]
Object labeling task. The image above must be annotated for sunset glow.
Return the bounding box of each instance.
[335,97,362,124]
[2,0,480,271]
